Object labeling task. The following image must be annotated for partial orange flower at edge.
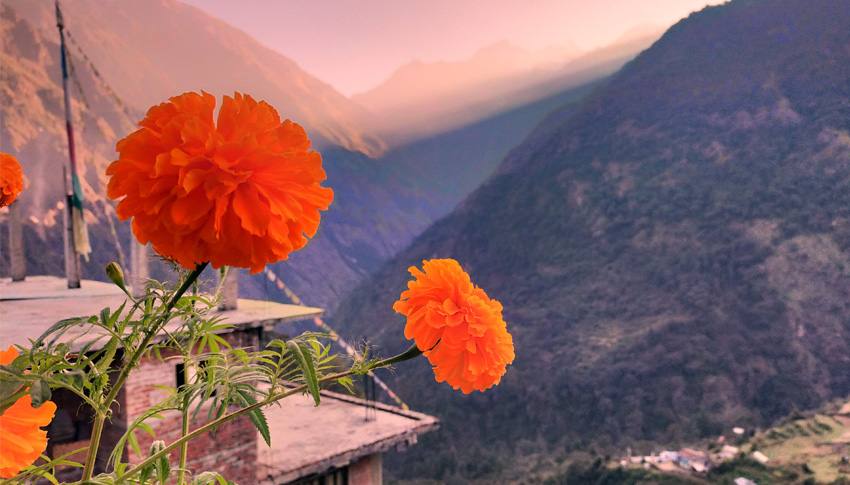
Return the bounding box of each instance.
[0,152,25,208]
[0,346,57,479]
[393,258,515,394]
[106,91,334,273]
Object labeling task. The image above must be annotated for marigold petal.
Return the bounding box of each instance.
[106,91,332,272]
[0,152,25,208]
[393,259,514,393]
[0,349,56,479]
[0,346,19,365]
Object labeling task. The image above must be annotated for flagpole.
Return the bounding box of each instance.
[56,0,81,289]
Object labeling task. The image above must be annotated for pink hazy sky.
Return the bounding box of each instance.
[182,0,726,96]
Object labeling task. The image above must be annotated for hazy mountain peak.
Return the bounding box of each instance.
[352,33,651,145]
[357,40,571,107]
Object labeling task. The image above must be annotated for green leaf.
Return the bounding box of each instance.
[107,302,126,328]
[139,462,153,485]
[337,376,355,394]
[138,422,156,437]
[92,304,125,377]
[127,428,142,458]
[96,335,120,375]
[32,317,85,348]
[0,375,27,413]
[286,340,320,406]
[249,407,271,447]
[21,466,60,485]
[29,380,52,407]
[149,440,170,484]
[237,390,271,446]
[99,307,111,327]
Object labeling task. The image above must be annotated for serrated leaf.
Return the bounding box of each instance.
[32,317,85,348]
[157,455,171,485]
[108,302,126,328]
[337,376,355,394]
[96,336,120,374]
[286,340,320,406]
[127,429,142,458]
[22,467,59,485]
[138,421,156,437]
[237,390,271,446]
[149,440,170,484]
[139,463,153,485]
[99,307,111,327]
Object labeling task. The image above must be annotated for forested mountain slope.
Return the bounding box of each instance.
[333,0,850,480]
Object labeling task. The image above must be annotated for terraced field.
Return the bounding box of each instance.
[744,402,850,483]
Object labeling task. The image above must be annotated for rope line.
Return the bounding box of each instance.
[63,26,137,126]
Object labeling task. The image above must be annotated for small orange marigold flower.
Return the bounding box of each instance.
[107,91,334,273]
[0,346,57,478]
[393,259,515,393]
[0,152,24,208]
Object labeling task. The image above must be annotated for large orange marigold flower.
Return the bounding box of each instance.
[107,91,334,273]
[0,346,57,478]
[0,152,24,208]
[393,259,515,393]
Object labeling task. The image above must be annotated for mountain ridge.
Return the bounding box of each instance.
[333,0,850,481]
[352,33,659,145]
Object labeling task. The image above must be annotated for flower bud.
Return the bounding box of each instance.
[105,262,128,294]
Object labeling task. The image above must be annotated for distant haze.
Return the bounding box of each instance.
[181,0,726,96]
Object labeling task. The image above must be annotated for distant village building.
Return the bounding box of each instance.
[677,448,710,473]
[658,450,679,463]
[751,450,770,465]
[0,276,438,484]
[717,445,740,460]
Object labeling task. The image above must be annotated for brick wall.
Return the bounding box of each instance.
[46,326,263,483]
[129,407,258,483]
[122,328,261,484]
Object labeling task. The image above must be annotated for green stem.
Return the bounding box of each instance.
[177,271,201,485]
[81,263,208,481]
[81,411,106,479]
[177,375,191,485]
[117,344,421,482]
[374,343,423,367]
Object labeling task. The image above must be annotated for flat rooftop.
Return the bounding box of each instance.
[257,388,439,484]
[1,276,440,480]
[0,276,323,348]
